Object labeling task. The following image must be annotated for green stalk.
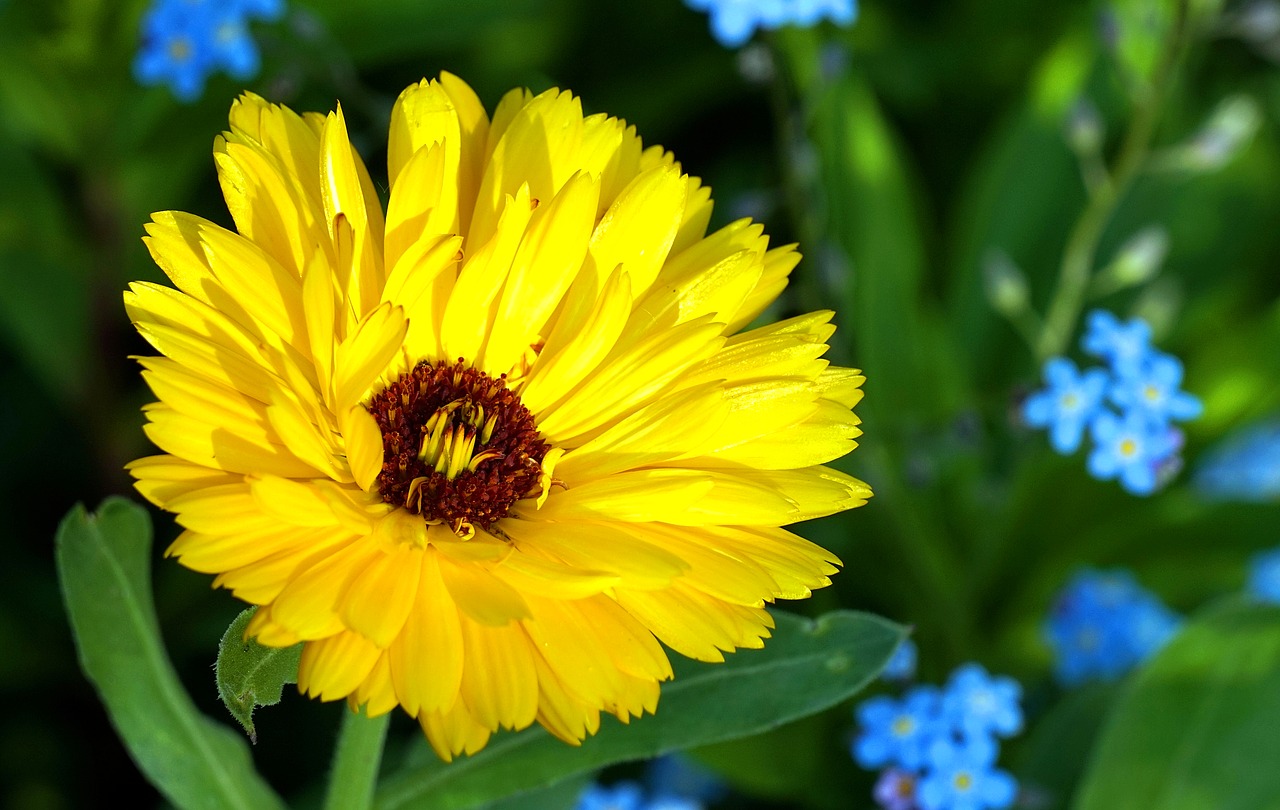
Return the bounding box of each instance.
[1036,0,1191,361]
[323,707,391,810]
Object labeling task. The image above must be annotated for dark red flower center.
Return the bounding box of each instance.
[367,359,549,534]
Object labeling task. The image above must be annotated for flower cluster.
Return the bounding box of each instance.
[1043,569,1181,687]
[1023,310,1202,496]
[684,0,858,48]
[1194,418,1280,502]
[134,0,285,101]
[853,663,1021,810]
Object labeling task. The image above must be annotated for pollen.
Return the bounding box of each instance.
[367,359,550,535]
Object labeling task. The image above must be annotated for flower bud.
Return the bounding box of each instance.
[982,250,1030,318]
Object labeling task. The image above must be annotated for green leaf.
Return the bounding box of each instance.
[216,608,303,744]
[1073,599,1280,810]
[55,498,286,810]
[1013,683,1119,810]
[810,71,968,427]
[375,610,904,810]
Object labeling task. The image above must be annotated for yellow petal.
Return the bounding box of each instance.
[481,172,600,376]
[585,163,687,296]
[458,618,539,731]
[389,550,464,716]
[298,631,381,701]
[340,542,420,648]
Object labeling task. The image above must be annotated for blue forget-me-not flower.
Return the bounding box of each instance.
[916,736,1017,810]
[874,768,920,810]
[645,754,725,806]
[1044,569,1181,686]
[855,686,946,771]
[1082,309,1154,377]
[576,782,646,810]
[134,0,285,102]
[882,637,919,682]
[1109,354,1203,426]
[1087,411,1180,496]
[684,0,857,48]
[940,664,1022,741]
[1194,418,1280,502]
[1023,358,1109,453]
[1247,546,1280,604]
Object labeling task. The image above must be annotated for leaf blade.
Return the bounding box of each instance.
[375,610,904,810]
[55,498,286,810]
[1073,599,1280,810]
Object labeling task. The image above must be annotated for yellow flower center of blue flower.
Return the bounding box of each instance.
[168,37,192,62]
[954,771,974,792]
[892,715,915,737]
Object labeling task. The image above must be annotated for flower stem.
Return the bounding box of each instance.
[323,706,390,810]
[1036,0,1190,361]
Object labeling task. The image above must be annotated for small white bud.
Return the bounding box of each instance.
[982,250,1030,317]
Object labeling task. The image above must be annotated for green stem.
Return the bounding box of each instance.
[1036,0,1190,361]
[323,706,391,810]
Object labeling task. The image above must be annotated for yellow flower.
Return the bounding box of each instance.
[125,73,870,760]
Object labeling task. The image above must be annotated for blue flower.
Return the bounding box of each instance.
[577,781,645,810]
[854,686,946,771]
[1248,547,1280,604]
[1082,309,1154,376]
[1109,353,1202,426]
[1023,357,1109,453]
[645,798,704,810]
[684,0,857,48]
[882,638,918,682]
[1044,569,1181,686]
[941,663,1022,740]
[133,0,284,101]
[1087,411,1179,495]
[645,755,726,806]
[1194,418,1280,502]
[917,736,1017,810]
[874,768,920,810]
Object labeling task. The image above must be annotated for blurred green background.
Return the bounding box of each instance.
[2,0,1279,807]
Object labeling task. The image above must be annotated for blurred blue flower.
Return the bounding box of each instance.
[645,754,726,806]
[1109,353,1202,426]
[1081,309,1153,376]
[1194,418,1280,502]
[684,0,857,48]
[941,663,1022,740]
[134,0,285,101]
[645,798,704,810]
[916,736,1017,810]
[854,686,945,771]
[882,638,918,682]
[1044,569,1182,686]
[577,781,645,810]
[1087,411,1179,495]
[1023,357,1109,453]
[874,767,920,810]
[1248,546,1280,603]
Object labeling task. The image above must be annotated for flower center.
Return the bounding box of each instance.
[954,771,974,792]
[367,359,550,535]
[891,715,915,737]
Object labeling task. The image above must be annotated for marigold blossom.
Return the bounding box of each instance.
[125,74,869,759]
